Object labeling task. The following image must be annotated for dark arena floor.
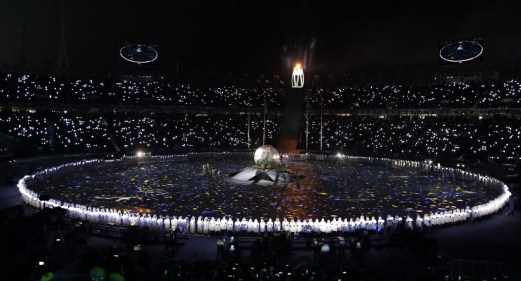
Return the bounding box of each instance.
[28,155,500,220]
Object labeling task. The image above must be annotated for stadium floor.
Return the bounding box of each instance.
[27,158,499,220]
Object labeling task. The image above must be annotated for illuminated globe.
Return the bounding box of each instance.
[254,145,280,168]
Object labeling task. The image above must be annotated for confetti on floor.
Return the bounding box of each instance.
[31,157,500,219]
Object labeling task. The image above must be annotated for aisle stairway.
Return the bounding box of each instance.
[101,117,121,152]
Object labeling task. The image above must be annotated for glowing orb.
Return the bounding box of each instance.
[253,145,280,168]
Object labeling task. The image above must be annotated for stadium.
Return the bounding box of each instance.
[1,1,521,281]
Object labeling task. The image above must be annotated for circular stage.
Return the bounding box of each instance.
[23,154,503,220]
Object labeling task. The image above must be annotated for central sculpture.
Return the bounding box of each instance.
[226,145,300,186]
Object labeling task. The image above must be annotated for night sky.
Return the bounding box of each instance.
[1,0,520,78]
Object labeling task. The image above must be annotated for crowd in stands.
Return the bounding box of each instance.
[0,73,281,108]
[0,72,520,165]
[2,73,521,110]
[300,115,521,163]
[1,110,520,166]
[0,110,280,154]
[0,110,51,151]
[309,81,521,110]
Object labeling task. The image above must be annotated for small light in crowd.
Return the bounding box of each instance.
[38,261,45,266]
[136,151,144,157]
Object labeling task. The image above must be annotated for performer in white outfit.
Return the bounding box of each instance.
[282,218,289,232]
[259,218,266,233]
[289,219,296,235]
[274,218,281,232]
[377,216,384,232]
[233,218,241,233]
[415,215,423,229]
[240,217,248,233]
[196,216,203,233]
[189,216,196,233]
[215,218,221,234]
[227,217,234,232]
[221,216,228,232]
[370,216,377,230]
[203,217,210,234]
[253,219,260,234]
[405,215,413,229]
[266,218,274,232]
[348,218,355,232]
